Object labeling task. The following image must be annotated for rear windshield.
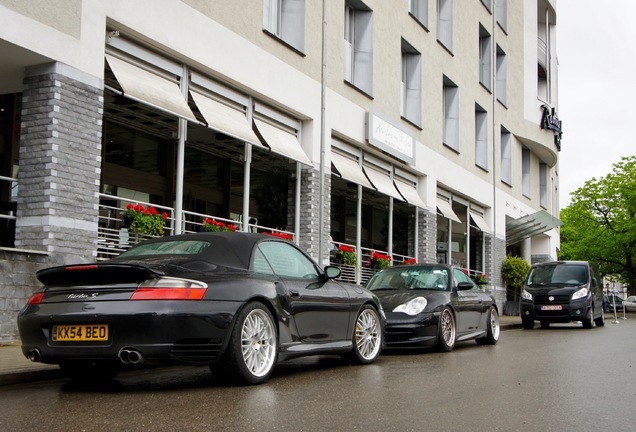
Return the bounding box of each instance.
[527,264,588,286]
[119,240,211,257]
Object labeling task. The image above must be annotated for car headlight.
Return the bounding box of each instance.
[572,287,589,300]
[393,297,428,315]
[521,289,532,301]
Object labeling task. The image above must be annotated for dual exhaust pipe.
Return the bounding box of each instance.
[118,348,145,365]
[27,347,145,365]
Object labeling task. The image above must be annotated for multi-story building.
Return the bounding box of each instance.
[0,0,562,341]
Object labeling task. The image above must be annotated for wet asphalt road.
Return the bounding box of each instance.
[0,317,633,432]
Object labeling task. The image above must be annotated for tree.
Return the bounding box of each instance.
[559,156,636,289]
[501,255,530,301]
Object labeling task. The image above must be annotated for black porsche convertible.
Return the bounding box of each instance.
[17,232,384,384]
[366,264,499,351]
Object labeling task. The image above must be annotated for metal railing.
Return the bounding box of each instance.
[96,194,295,260]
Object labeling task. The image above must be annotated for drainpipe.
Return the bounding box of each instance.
[318,0,328,264]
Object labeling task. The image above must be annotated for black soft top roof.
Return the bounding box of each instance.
[112,231,281,270]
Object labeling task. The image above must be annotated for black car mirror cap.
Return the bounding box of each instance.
[457,281,475,291]
[324,265,341,280]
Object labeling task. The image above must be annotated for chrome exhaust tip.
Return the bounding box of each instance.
[27,348,42,362]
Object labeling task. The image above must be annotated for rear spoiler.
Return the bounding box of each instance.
[36,263,165,287]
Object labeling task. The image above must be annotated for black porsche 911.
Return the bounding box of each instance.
[365,264,499,351]
[18,232,384,384]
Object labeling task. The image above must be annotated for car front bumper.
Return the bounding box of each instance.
[520,298,590,323]
[382,312,440,347]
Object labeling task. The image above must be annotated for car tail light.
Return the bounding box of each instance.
[27,292,45,305]
[130,277,208,301]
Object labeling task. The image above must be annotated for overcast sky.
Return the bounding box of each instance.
[556,0,636,207]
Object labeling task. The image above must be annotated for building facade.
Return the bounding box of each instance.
[0,0,562,341]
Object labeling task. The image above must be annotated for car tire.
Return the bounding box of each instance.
[218,302,278,385]
[594,306,605,327]
[476,307,500,345]
[582,307,594,329]
[437,307,456,352]
[343,305,382,364]
[59,360,120,381]
[521,317,534,329]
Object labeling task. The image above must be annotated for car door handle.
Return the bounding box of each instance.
[289,289,300,297]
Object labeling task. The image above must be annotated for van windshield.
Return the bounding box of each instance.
[527,264,588,286]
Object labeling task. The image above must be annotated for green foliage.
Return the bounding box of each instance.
[337,245,357,266]
[559,156,636,287]
[501,255,530,300]
[124,204,168,237]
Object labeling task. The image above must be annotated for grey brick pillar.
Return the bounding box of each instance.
[292,166,330,263]
[485,235,507,309]
[16,62,103,265]
[417,208,437,263]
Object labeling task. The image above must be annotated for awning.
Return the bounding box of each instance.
[331,152,374,189]
[470,212,491,234]
[394,180,427,209]
[105,54,196,121]
[253,119,312,165]
[363,167,404,201]
[436,199,461,223]
[190,92,263,147]
[506,210,562,246]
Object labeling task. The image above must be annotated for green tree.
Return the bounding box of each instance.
[501,255,530,301]
[559,156,636,288]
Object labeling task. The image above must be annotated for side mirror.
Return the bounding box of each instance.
[324,265,341,280]
[457,281,475,291]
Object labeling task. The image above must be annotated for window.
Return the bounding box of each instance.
[443,76,459,152]
[409,0,428,28]
[263,0,306,52]
[401,39,422,126]
[475,104,488,170]
[480,0,492,12]
[479,25,492,90]
[500,127,511,185]
[496,0,507,31]
[496,45,507,105]
[540,162,547,208]
[522,147,531,198]
[437,0,453,51]
[257,241,319,279]
[344,0,373,95]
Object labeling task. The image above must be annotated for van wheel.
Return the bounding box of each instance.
[539,320,550,329]
[594,307,605,327]
[521,317,534,329]
[582,307,594,329]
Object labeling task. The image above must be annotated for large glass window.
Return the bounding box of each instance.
[344,0,373,95]
[500,127,512,185]
[479,24,492,90]
[401,38,422,127]
[475,104,488,170]
[263,0,306,52]
[522,147,531,198]
[540,162,548,208]
[437,0,453,51]
[409,0,428,28]
[496,45,507,106]
[443,76,459,152]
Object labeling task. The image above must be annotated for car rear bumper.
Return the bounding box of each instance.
[17,299,243,366]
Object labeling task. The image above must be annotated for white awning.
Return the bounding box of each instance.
[253,119,312,165]
[190,92,262,147]
[436,199,461,223]
[363,167,404,201]
[470,212,491,233]
[331,152,374,189]
[394,180,427,209]
[506,210,562,246]
[105,54,196,121]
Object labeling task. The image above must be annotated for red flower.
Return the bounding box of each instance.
[148,206,158,216]
[126,203,134,210]
[404,259,417,265]
[162,212,168,220]
[338,245,354,253]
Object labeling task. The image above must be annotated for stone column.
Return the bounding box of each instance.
[417,208,437,263]
[16,62,103,265]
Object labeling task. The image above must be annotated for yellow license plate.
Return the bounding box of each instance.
[52,324,109,342]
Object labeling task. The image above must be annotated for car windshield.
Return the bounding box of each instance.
[119,240,211,257]
[367,266,449,291]
[527,263,588,286]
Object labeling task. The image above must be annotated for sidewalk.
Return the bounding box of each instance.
[0,315,522,386]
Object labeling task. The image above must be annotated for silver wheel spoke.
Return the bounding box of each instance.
[240,309,276,377]
[355,309,380,360]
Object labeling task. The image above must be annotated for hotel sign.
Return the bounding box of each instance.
[540,104,563,151]
[366,109,415,164]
